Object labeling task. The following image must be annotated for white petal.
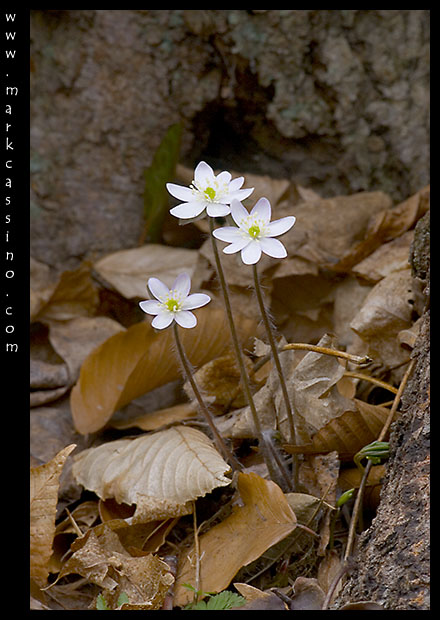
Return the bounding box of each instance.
[139,299,162,315]
[260,237,287,259]
[194,161,215,187]
[148,277,169,301]
[174,310,197,329]
[152,312,174,330]
[223,239,250,254]
[173,272,191,298]
[166,183,194,202]
[212,226,243,243]
[228,176,245,192]
[170,201,207,219]
[250,197,271,223]
[241,240,262,265]
[266,216,296,237]
[227,187,254,202]
[182,293,211,310]
[216,170,232,185]
[206,203,231,217]
[230,199,250,228]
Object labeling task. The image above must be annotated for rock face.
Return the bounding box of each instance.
[30,10,429,269]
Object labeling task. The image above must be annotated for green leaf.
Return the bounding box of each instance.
[96,593,110,610]
[117,592,129,607]
[143,122,182,242]
[184,591,246,610]
[205,591,246,610]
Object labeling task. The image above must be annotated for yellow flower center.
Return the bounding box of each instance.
[248,224,261,238]
[165,298,180,312]
[204,186,216,201]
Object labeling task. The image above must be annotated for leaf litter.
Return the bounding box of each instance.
[30,165,429,609]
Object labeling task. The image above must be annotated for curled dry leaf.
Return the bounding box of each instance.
[72,426,231,522]
[93,244,199,300]
[174,472,297,607]
[30,444,76,587]
[284,400,393,461]
[71,305,257,434]
[58,526,174,609]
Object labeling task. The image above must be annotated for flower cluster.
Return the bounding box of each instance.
[140,161,296,330]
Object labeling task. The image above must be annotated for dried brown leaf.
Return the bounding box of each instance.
[174,472,297,606]
[71,305,257,434]
[31,262,98,323]
[94,244,199,300]
[30,444,77,587]
[72,426,231,522]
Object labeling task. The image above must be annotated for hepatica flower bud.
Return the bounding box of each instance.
[139,273,210,329]
[212,197,296,265]
[166,161,254,219]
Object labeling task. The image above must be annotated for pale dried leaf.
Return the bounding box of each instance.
[72,426,231,522]
[30,444,77,586]
[352,230,413,283]
[350,268,413,371]
[94,244,199,300]
[174,472,297,606]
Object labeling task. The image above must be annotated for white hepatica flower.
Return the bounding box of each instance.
[166,161,254,219]
[139,273,210,329]
[212,197,296,265]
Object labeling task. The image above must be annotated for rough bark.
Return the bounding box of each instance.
[334,211,430,610]
[30,10,429,270]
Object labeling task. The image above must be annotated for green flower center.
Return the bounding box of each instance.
[165,298,180,312]
[248,224,261,238]
[204,186,216,201]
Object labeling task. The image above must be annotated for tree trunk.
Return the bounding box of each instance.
[335,211,430,610]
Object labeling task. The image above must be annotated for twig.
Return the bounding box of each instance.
[343,371,399,394]
[192,501,201,602]
[281,343,372,366]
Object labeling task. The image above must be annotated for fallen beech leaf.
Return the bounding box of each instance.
[48,316,125,385]
[31,262,98,323]
[330,185,429,272]
[59,526,174,609]
[30,444,76,587]
[94,244,199,300]
[110,401,197,432]
[72,426,231,522]
[350,268,413,371]
[71,305,256,434]
[284,400,393,461]
[286,334,357,445]
[339,600,384,610]
[174,472,297,606]
[289,576,326,610]
[352,230,414,283]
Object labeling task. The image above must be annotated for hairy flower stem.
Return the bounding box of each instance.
[172,323,242,472]
[252,264,299,488]
[209,219,281,484]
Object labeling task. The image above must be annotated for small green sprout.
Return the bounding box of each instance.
[182,583,246,610]
[354,441,390,472]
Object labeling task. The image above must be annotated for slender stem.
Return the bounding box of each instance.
[172,322,242,472]
[209,220,262,437]
[252,265,296,443]
[209,220,282,485]
[252,264,299,490]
